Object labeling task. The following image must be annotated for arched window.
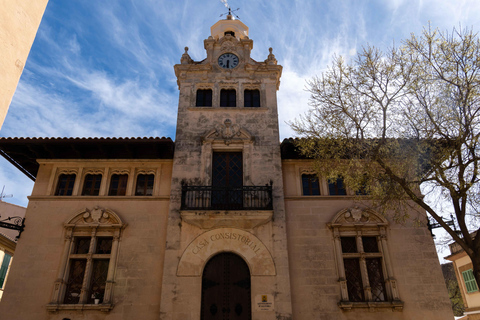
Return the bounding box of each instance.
[196,89,213,107]
[301,174,320,195]
[55,174,76,196]
[220,89,236,107]
[201,253,251,319]
[244,89,260,108]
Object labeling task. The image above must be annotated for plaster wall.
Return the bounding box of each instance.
[0,0,48,129]
[282,160,454,320]
[0,159,173,320]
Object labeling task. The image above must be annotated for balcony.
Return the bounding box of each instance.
[181,185,273,211]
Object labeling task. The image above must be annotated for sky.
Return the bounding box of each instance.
[1,0,480,228]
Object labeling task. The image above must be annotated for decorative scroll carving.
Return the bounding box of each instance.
[65,207,124,227]
[202,119,254,146]
[83,168,104,175]
[110,168,130,175]
[344,206,370,223]
[330,207,387,226]
[58,168,79,175]
[83,206,109,223]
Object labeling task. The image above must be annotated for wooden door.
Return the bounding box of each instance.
[211,152,243,209]
[201,253,251,320]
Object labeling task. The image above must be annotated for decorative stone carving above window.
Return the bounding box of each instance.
[58,168,79,175]
[110,168,130,175]
[83,168,104,175]
[202,119,255,146]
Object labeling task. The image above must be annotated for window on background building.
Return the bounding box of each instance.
[0,252,12,289]
[55,174,76,196]
[244,89,260,108]
[135,174,154,196]
[328,177,347,195]
[108,174,128,196]
[302,174,320,195]
[196,89,213,107]
[220,89,236,107]
[462,269,479,293]
[82,174,102,196]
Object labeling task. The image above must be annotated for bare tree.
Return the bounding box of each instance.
[290,26,480,284]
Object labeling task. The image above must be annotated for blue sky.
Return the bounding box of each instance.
[2,0,480,208]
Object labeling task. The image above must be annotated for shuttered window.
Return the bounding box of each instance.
[462,269,479,293]
[0,253,12,288]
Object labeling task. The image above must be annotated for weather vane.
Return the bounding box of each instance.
[219,0,240,19]
[0,186,13,202]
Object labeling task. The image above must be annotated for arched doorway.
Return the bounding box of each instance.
[201,252,251,320]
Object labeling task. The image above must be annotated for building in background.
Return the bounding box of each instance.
[0,0,49,129]
[0,201,26,301]
[446,237,480,319]
[0,15,454,320]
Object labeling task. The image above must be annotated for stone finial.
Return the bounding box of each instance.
[181,47,193,64]
[265,47,277,65]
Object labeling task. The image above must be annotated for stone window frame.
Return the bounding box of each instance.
[242,84,262,108]
[79,169,105,196]
[196,88,213,107]
[328,207,403,311]
[52,168,79,196]
[219,88,237,107]
[47,207,126,313]
[193,84,215,107]
[200,119,255,187]
[106,168,131,196]
[134,169,157,196]
[301,173,320,196]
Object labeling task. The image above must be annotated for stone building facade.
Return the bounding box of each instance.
[0,16,453,320]
[446,238,480,319]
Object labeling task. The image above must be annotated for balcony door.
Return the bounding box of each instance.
[201,252,251,320]
[212,152,243,209]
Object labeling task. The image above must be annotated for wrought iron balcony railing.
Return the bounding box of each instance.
[181,185,273,210]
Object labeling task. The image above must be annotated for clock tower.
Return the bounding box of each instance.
[160,13,293,320]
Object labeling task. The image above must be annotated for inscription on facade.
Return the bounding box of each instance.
[192,231,261,255]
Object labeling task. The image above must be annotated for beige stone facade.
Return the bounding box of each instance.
[446,239,480,319]
[0,0,49,129]
[0,16,453,320]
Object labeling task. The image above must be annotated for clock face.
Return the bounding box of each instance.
[218,53,239,69]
